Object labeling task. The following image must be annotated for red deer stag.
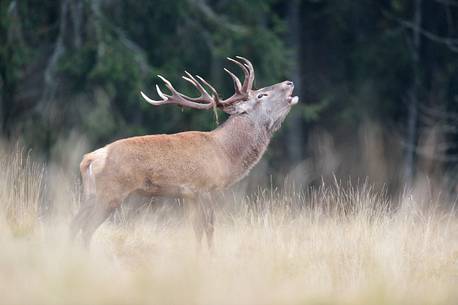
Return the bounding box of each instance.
[70,56,298,247]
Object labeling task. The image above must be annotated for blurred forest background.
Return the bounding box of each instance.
[1,0,457,193]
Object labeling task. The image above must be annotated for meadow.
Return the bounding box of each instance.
[0,144,457,305]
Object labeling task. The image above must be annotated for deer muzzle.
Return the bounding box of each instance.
[283,81,299,105]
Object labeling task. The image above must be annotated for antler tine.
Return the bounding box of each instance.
[224,68,242,93]
[227,57,249,80]
[182,71,201,89]
[219,56,256,106]
[236,56,253,70]
[140,74,216,110]
[155,84,169,101]
[141,90,167,106]
[235,56,255,91]
[195,75,220,102]
[181,71,214,103]
[140,82,172,106]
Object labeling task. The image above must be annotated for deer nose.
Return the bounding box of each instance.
[286,81,294,86]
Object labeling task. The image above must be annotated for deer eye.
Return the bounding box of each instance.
[257,93,268,99]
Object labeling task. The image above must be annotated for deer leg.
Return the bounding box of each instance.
[201,193,215,249]
[189,197,205,247]
[204,205,215,249]
[69,204,94,240]
[81,203,116,248]
[70,193,97,240]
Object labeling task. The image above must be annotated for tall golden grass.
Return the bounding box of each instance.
[0,144,44,237]
[0,144,457,305]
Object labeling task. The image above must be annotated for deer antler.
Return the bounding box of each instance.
[140,56,255,110]
[140,73,216,110]
[220,56,255,105]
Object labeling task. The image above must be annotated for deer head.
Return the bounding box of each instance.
[140,56,299,133]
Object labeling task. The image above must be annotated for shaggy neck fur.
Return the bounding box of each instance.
[212,113,271,184]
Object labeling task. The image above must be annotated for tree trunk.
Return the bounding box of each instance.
[404,0,423,187]
[0,0,24,136]
[286,0,304,165]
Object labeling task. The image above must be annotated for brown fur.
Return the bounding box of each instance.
[81,115,269,202]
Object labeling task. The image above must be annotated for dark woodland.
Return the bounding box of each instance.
[1,0,457,192]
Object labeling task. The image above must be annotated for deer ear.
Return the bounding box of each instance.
[222,102,252,115]
[221,106,237,115]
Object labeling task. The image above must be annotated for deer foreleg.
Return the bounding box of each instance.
[201,193,215,249]
[69,204,94,240]
[189,194,215,250]
[189,197,204,248]
[81,203,116,248]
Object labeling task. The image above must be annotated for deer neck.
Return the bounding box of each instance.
[212,114,271,184]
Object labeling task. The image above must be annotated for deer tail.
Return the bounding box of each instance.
[80,156,96,199]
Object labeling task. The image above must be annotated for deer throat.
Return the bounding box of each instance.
[213,115,271,185]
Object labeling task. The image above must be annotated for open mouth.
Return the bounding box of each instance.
[287,96,299,105]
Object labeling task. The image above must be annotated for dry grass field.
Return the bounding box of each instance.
[0,145,457,305]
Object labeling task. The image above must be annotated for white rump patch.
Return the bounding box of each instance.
[87,163,96,194]
[85,147,108,196]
